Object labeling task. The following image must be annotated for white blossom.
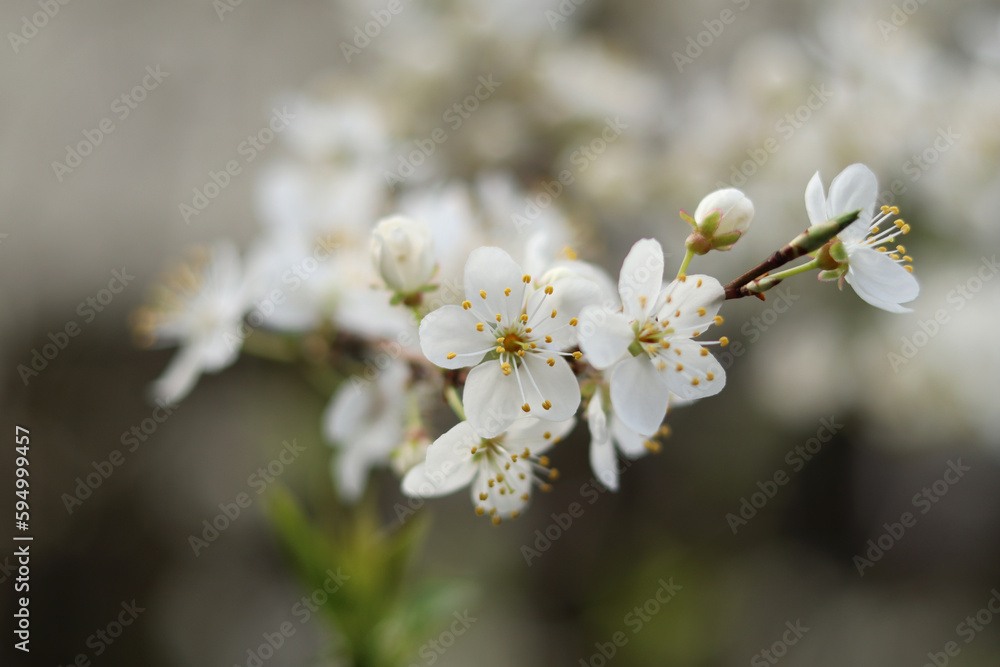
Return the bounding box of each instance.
[578,239,727,435]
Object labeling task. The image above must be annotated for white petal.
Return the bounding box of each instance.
[827,163,877,227]
[618,239,664,321]
[472,463,532,519]
[150,345,204,404]
[505,416,576,455]
[519,353,582,422]
[323,378,374,442]
[463,361,523,438]
[610,414,651,460]
[464,246,526,325]
[656,274,724,335]
[804,171,827,226]
[403,423,480,497]
[419,305,497,369]
[651,339,727,401]
[587,392,618,490]
[528,277,601,348]
[610,355,671,435]
[845,247,919,312]
[577,306,634,370]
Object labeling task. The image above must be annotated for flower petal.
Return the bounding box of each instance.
[419,304,497,369]
[463,361,523,437]
[528,277,601,348]
[520,353,581,422]
[587,391,618,490]
[505,416,576,456]
[618,239,664,322]
[845,246,919,312]
[827,163,877,228]
[464,246,526,326]
[650,339,727,401]
[402,422,479,497]
[578,306,634,369]
[610,414,651,460]
[472,463,532,519]
[610,354,671,435]
[804,171,827,226]
[655,274,724,336]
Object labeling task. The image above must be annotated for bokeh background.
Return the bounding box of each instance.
[3,0,1000,665]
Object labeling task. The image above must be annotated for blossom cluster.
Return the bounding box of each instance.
[134,93,918,526]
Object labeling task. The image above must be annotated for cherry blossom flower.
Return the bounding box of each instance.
[578,239,728,435]
[419,246,599,437]
[132,242,251,404]
[805,163,919,313]
[401,417,575,524]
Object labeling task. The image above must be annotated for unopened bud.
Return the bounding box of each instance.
[371,215,435,295]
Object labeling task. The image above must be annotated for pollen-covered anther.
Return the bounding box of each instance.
[504,287,511,296]
[488,479,495,487]
[543,432,551,439]
[446,352,457,359]
[546,357,555,367]
[478,492,487,500]
[542,400,552,410]
[476,507,485,515]
[700,348,708,356]
[501,363,512,376]
[549,469,560,480]
[551,309,558,318]
[520,492,529,501]
[545,335,552,343]
[569,318,578,326]
[495,346,504,354]
[691,377,700,386]
[713,315,724,325]
[676,363,684,371]
[510,510,520,519]
[639,296,647,308]
[572,351,582,360]
[511,453,518,462]
[706,372,715,381]
[544,285,553,295]
[496,314,502,322]
[697,278,703,287]
[905,265,914,273]
[499,487,507,495]
[540,483,553,492]
[678,275,687,283]
[476,323,484,332]
[517,349,526,357]
[479,290,487,299]
[538,456,550,466]
[720,336,729,346]
[462,300,472,310]
[521,403,531,413]
[522,274,531,283]
[697,307,707,317]
[492,516,501,525]
[657,425,671,437]
[644,440,662,453]
[661,340,670,349]
[471,446,478,454]
[529,342,537,349]
[520,314,529,323]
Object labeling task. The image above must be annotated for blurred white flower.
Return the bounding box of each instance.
[578,239,727,435]
[324,360,409,503]
[401,416,575,524]
[134,242,250,404]
[806,164,919,313]
[370,215,436,295]
[419,246,599,437]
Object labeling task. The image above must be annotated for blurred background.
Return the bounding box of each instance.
[3,0,1000,665]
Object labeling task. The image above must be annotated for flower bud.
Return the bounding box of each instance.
[688,188,754,252]
[371,215,435,294]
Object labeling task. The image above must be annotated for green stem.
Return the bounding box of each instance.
[743,258,820,296]
[444,385,466,421]
[676,248,696,279]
